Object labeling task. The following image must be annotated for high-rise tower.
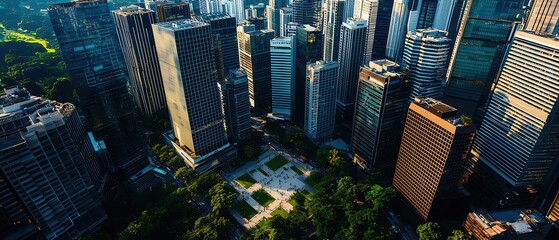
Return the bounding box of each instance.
[271,36,297,119]
[218,69,252,143]
[292,0,320,25]
[295,25,324,122]
[393,97,475,221]
[524,0,559,35]
[351,60,411,170]
[402,29,451,100]
[323,0,346,61]
[305,61,339,141]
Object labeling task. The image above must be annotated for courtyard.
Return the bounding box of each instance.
[224,148,316,229]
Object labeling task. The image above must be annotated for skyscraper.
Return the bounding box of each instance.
[525,0,559,34]
[267,0,289,36]
[402,29,451,100]
[351,60,411,170]
[271,36,297,119]
[305,61,339,141]
[295,25,323,122]
[466,31,559,208]
[432,0,465,44]
[444,0,527,118]
[354,0,379,63]
[156,2,192,22]
[393,97,475,221]
[337,18,367,117]
[0,88,107,239]
[237,26,275,111]
[153,20,231,171]
[386,0,410,62]
[218,69,252,143]
[292,0,320,25]
[323,0,346,61]
[415,0,438,29]
[371,0,394,60]
[113,6,167,115]
[194,13,240,81]
[280,7,294,37]
[49,0,145,170]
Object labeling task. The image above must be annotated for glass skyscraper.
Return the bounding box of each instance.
[295,25,323,122]
[271,36,297,119]
[323,0,346,61]
[444,0,527,118]
[219,69,253,143]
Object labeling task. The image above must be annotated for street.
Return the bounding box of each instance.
[386,209,418,240]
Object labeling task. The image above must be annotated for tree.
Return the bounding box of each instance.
[316,149,330,167]
[448,230,468,240]
[182,215,231,240]
[328,149,342,167]
[188,173,223,197]
[175,167,196,185]
[417,222,442,240]
[119,207,166,240]
[208,181,238,215]
[365,185,395,210]
[242,145,256,160]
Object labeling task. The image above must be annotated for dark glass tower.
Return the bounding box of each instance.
[323,0,345,61]
[219,69,253,143]
[443,0,527,118]
[295,25,323,122]
[292,0,320,25]
[113,5,167,115]
[48,0,145,171]
[370,0,393,60]
[156,2,191,22]
[194,13,240,81]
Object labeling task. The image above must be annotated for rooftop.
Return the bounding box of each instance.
[113,5,152,15]
[413,97,473,126]
[193,12,234,21]
[154,19,209,31]
[466,209,549,238]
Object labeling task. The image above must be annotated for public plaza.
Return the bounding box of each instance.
[224,148,316,228]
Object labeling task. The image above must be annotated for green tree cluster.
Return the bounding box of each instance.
[152,144,184,170]
[416,222,468,240]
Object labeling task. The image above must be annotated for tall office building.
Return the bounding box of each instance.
[0,88,107,239]
[415,0,438,29]
[305,61,339,141]
[432,0,465,44]
[271,37,297,119]
[194,13,239,81]
[323,0,345,61]
[153,20,231,172]
[113,6,166,115]
[156,2,191,22]
[444,0,526,118]
[393,97,475,221]
[292,0,320,25]
[351,60,411,170]
[386,0,410,62]
[370,0,394,60]
[337,18,367,117]
[295,25,323,122]
[354,0,379,63]
[145,0,175,11]
[402,29,451,100]
[222,0,244,20]
[237,26,275,111]
[49,0,145,170]
[218,69,252,143]
[280,7,294,37]
[267,0,288,36]
[466,32,559,208]
[525,0,559,34]
[248,3,266,17]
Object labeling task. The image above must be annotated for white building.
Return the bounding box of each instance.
[271,36,296,119]
[305,61,339,141]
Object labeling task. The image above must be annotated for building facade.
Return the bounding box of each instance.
[351,60,411,171]
[444,0,527,118]
[402,29,451,100]
[279,7,293,37]
[393,97,475,220]
[271,36,297,119]
[237,26,275,111]
[113,5,167,115]
[386,0,410,62]
[295,25,323,122]
[524,0,559,35]
[156,2,191,22]
[292,0,320,25]
[337,18,367,117]
[305,61,339,141]
[323,0,346,61]
[153,20,230,170]
[218,69,252,143]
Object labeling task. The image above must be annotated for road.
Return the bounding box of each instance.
[386,209,418,240]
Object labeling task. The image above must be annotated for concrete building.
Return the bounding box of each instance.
[351,60,411,171]
[295,25,323,122]
[402,29,451,100]
[525,0,559,35]
[49,0,146,171]
[237,26,275,111]
[464,209,550,240]
[466,31,559,209]
[279,7,293,37]
[156,2,191,22]
[305,61,339,141]
[354,0,379,63]
[271,36,297,119]
[386,0,410,62]
[153,20,233,172]
[323,0,346,61]
[336,18,367,118]
[113,5,167,115]
[0,87,107,240]
[392,97,475,220]
[292,0,320,25]
[218,69,252,143]
[194,13,240,81]
[444,0,526,118]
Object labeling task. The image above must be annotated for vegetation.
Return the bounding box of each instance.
[290,166,304,175]
[236,173,257,189]
[315,148,354,178]
[282,128,315,158]
[152,144,184,170]
[233,200,258,219]
[251,189,275,207]
[208,181,238,215]
[257,167,269,176]
[270,207,289,218]
[265,155,289,171]
[417,222,442,240]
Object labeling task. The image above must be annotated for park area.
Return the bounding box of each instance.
[224,149,316,228]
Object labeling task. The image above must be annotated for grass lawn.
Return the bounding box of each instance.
[236,173,257,189]
[290,166,304,175]
[266,155,289,171]
[233,200,258,219]
[271,207,289,218]
[0,27,55,53]
[288,198,298,207]
[251,189,275,207]
[257,167,269,176]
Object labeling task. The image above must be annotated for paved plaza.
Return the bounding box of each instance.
[224,149,315,228]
